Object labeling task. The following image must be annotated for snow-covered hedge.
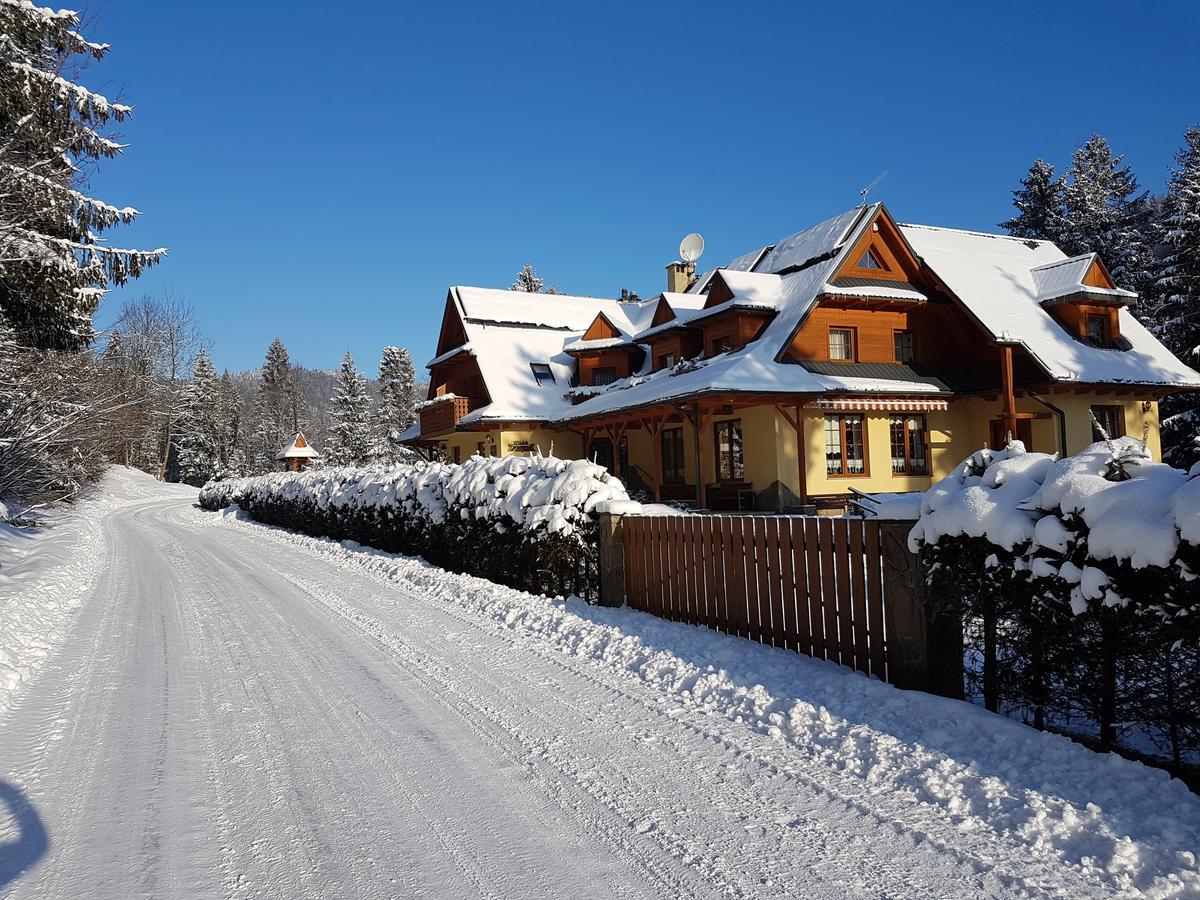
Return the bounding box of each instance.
[909,438,1200,768]
[199,454,638,601]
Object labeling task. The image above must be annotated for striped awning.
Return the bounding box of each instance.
[809,397,950,412]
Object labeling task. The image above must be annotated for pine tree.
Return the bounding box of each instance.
[325,351,371,467]
[1000,160,1067,242]
[0,2,165,350]
[217,370,247,475]
[176,349,222,485]
[511,264,560,294]
[373,345,418,464]
[1153,125,1200,469]
[1061,134,1140,259]
[252,337,302,470]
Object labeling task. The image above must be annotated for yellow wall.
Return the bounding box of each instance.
[437,427,582,462]
[434,392,1163,504]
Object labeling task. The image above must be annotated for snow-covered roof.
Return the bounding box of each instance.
[421,205,1200,435]
[1029,253,1137,306]
[275,432,321,460]
[820,282,928,303]
[899,224,1200,387]
[559,208,940,421]
[756,207,868,274]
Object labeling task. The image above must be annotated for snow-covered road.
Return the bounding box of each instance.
[2,474,1198,898]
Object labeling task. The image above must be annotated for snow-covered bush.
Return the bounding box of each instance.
[910,438,1200,767]
[199,454,638,601]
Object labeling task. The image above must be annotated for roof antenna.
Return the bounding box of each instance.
[859,170,888,206]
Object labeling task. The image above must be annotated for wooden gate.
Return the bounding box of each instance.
[621,515,890,681]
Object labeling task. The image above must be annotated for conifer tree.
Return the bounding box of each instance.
[253,337,302,470]
[511,264,560,294]
[176,349,222,485]
[1061,135,1140,258]
[372,345,418,464]
[1000,160,1067,242]
[325,351,371,467]
[217,370,247,475]
[1154,125,1200,468]
[0,1,164,350]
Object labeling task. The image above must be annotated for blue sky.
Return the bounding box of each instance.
[87,0,1197,375]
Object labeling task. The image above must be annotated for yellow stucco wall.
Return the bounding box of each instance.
[436,427,582,462]
[433,392,1163,505]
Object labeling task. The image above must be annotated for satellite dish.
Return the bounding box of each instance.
[679,233,705,264]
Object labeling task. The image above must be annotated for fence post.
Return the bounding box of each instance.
[879,521,963,698]
[597,513,626,608]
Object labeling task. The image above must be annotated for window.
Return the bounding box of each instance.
[711,335,733,355]
[591,366,617,386]
[893,330,915,363]
[714,419,744,481]
[828,327,856,361]
[889,414,929,475]
[452,445,461,464]
[1085,314,1109,346]
[1090,405,1125,442]
[824,415,866,475]
[530,362,555,385]
[662,428,685,485]
[657,353,676,371]
[857,247,884,270]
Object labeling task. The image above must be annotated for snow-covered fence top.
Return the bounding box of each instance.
[909,437,1200,622]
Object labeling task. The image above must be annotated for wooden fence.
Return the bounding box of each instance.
[620,515,894,682]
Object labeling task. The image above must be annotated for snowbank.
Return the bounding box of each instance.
[202,503,1200,897]
[0,468,196,715]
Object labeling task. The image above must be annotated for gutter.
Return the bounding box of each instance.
[1028,390,1069,458]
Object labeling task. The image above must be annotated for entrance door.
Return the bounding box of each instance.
[989,418,1033,451]
[589,438,614,474]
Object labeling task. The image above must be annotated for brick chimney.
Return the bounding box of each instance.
[665,261,694,293]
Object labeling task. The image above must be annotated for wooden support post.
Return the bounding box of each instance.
[879,521,963,697]
[695,404,712,509]
[597,513,625,608]
[776,402,809,507]
[1001,345,1018,442]
[644,416,664,502]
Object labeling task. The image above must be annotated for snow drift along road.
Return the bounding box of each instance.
[0,472,1198,898]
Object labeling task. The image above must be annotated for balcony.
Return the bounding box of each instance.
[419,395,477,437]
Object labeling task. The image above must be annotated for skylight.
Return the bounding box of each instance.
[530,363,555,385]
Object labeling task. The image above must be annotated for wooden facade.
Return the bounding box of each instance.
[405,207,1190,510]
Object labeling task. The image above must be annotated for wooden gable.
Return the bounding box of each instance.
[703,272,734,308]
[294,433,308,449]
[834,208,923,284]
[1083,256,1117,290]
[435,291,467,356]
[582,312,622,342]
[651,296,678,328]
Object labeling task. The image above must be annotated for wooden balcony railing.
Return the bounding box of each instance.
[419,395,475,437]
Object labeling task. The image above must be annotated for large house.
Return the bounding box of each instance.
[403,203,1200,511]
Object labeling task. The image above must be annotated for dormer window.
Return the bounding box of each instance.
[857,248,884,270]
[591,366,616,386]
[530,362,555,385]
[1085,314,1109,346]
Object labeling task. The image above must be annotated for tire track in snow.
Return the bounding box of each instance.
[189,506,1065,898]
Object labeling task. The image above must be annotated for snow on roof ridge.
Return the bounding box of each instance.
[898,221,1058,245]
[1030,253,1096,272]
